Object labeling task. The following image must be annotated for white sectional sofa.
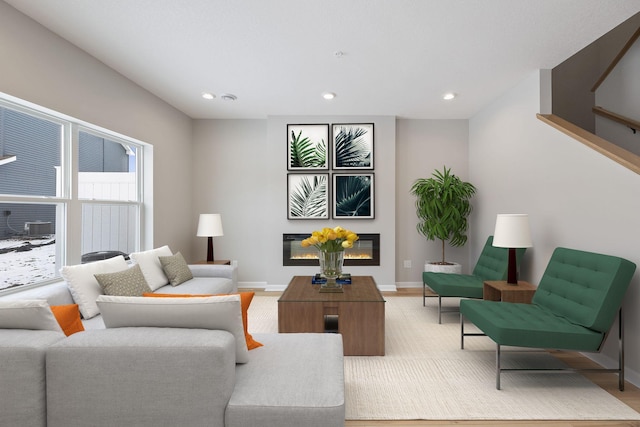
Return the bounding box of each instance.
[0,248,345,427]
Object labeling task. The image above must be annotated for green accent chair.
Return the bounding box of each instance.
[460,247,636,390]
[423,236,526,323]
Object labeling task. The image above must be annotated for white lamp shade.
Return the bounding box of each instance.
[197,214,224,237]
[492,214,532,248]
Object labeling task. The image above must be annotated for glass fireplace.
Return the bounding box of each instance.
[283,233,380,266]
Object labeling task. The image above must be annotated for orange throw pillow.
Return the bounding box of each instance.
[51,304,85,336]
[143,292,263,350]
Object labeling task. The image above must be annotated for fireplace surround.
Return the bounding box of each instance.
[283,233,380,266]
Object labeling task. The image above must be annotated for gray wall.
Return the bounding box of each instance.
[192,117,470,289]
[395,119,471,283]
[191,119,267,282]
[0,1,195,261]
[192,116,400,289]
[470,69,640,385]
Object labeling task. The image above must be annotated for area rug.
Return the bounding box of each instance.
[247,294,640,420]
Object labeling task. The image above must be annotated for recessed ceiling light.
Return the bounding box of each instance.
[202,92,215,100]
[220,93,237,101]
[443,93,456,100]
[323,92,336,100]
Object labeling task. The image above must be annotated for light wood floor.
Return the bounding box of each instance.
[250,288,640,427]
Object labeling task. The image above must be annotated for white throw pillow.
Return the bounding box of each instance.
[60,255,129,319]
[129,246,173,291]
[0,300,63,333]
[96,294,249,363]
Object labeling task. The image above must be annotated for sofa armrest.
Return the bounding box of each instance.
[189,264,237,283]
[46,327,235,427]
[1,330,66,427]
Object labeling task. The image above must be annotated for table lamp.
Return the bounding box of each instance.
[196,213,224,262]
[492,214,532,285]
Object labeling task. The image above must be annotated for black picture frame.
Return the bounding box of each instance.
[332,173,374,219]
[287,173,329,219]
[287,124,329,171]
[332,123,374,170]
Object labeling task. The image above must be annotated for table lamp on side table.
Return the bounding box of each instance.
[197,213,224,262]
[492,214,532,284]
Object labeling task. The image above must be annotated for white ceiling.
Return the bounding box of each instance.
[4,0,640,119]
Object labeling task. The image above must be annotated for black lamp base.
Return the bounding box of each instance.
[206,236,215,262]
[507,247,517,285]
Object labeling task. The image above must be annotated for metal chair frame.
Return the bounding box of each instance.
[460,308,625,390]
[423,285,466,324]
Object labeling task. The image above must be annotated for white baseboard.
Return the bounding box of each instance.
[243,281,425,292]
[396,281,422,289]
[246,282,398,292]
[238,281,268,290]
[586,351,640,388]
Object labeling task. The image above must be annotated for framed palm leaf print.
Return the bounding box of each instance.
[333,173,374,219]
[287,173,329,219]
[332,123,374,170]
[287,124,329,170]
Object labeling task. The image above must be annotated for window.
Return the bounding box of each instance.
[0,106,62,197]
[0,202,59,290]
[0,95,149,292]
[78,130,140,259]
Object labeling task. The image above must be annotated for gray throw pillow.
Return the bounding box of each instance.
[94,264,152,296]
[159,252,193,286]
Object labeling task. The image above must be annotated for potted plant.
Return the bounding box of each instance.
[410,166,476,271]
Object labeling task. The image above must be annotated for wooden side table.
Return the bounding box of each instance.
[483,280,536,304]
[193,260,231,265]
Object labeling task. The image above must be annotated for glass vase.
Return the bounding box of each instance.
[318,250,344,293]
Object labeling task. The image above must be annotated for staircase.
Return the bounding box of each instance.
[545,14,640,175]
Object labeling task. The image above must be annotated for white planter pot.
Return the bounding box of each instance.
[424,262,462,274]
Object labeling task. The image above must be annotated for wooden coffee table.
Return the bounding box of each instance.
[278,276,385,356]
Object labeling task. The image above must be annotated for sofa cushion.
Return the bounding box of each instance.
[60,255,129,319]
[51,304,85,336]
[0,281,74,306]
[158,252,193,286]
[460,299,604,351]
[80,314,105,330]
[129,245,172,290]
[144,292,263,350]
[532,247,637,332]
[423,272,484,298]
[226,333,344,427]
[155,276,235,295]
[96,294,249,363]
[0,300,63,333]
[94,264,152,296]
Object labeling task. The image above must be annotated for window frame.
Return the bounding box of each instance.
[0,92,151,294]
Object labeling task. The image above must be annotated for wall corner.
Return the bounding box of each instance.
[539,69,552,115]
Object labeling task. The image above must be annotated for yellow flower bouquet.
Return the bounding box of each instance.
[300,226,359,252]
